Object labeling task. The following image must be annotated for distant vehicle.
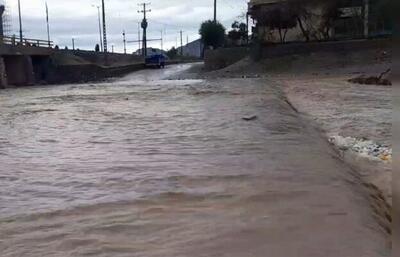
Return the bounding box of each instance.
[145,54,166,68]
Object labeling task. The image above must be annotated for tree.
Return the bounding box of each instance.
[199,20,226,49]
[228,21,248,43]
[95,44,100,52]
[318,1,343,40]
[373,0,394,32]
[376,0,395,16]
[257,3,298,43]
[286,0,319,41]
[287,0,343,41]
[167,47,178,59]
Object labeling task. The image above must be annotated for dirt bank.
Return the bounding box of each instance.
[280,75,392,235]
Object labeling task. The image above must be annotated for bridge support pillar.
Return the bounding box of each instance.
[23,55,35,86]
[0,57,7,88]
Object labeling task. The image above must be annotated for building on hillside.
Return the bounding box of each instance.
[248,0,391,43]
[177,39,203,58]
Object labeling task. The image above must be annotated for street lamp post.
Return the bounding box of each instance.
[213,0,217,23]
[92,5,103,52]
[123,30,127,54]
[46,2,51,47]
[18,0,23,42]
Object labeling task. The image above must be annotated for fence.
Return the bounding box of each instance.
[0,36,53,48]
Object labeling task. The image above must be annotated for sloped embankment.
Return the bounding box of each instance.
[281,76,392,235]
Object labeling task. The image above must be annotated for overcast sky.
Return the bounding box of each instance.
[3,0,249,53]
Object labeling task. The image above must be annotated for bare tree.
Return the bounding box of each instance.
[318,1,342,40]
[288,0,342,41]
[257,3,298,43]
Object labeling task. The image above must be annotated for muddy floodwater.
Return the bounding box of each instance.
[0,64,388,256]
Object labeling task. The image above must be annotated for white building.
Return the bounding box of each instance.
[177,39,203,58]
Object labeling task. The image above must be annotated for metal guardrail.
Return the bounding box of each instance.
[0,36,53,48]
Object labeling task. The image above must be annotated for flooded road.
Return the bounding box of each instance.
[0,64,387,256]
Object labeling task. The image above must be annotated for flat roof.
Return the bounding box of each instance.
[248,0,286,9]
[249,0,283,5]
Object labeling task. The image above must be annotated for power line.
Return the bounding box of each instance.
[147,19,181,29]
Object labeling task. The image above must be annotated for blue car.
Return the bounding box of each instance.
[145,54,166,68]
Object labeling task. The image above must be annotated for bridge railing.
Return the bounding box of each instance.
[0,36,53,48]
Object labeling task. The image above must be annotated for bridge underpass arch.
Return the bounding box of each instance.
[2,55,34,86]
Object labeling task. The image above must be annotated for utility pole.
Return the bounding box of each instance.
[137,22,141,55]
[246,12,249,44]
[186,35,189,45]
[45,2,50,47]
[112,44,114,53]
[138,3,151,57]
[72,38,75,50]
[123,30,127,54]
[0,6,4,40]
[213,0,217,23]
[101,0,108,54]
[180,30,183,56]
[92,5,103,52]
[160,30,163,51]
[17,0,23,42]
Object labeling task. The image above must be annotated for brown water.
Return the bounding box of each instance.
[0,64,388,256]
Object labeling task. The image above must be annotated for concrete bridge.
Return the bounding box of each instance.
[0,38,54,88]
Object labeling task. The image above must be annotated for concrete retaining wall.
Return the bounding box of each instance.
[0,50,198,87]
[0,57,7,88]
[258,39,391,59]
[60,50,143,66]
[0,48,146,88]
[204,39,391,71]
[45,60,195,85]
[46,63,145,84]
[0,44,54,56]
[204,47,249,70]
